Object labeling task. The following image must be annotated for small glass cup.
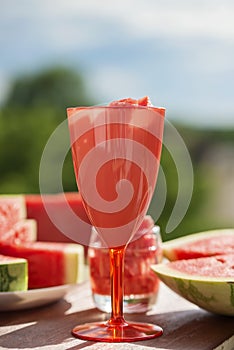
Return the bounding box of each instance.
[88,225,162,313]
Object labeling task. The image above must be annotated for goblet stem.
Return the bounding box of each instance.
[107,247,127,327]
[72,240,163,342]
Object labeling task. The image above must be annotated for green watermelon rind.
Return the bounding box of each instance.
[151,263,234,316]
[163,228,234,261]
[0,257,28,292]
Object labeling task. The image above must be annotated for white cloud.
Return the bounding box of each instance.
[124,1,234,42]
[54,0,234,42]
[2,0,234,42]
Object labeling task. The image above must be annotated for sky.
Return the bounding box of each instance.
[1,0,234,128]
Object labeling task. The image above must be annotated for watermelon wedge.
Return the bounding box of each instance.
[25,192,91,244]
[0,242,84,289]
[0,254,28,292]
[0,195,26,239]
[0,219,37,245]
[163,229,234,261]
[151,254,234,316]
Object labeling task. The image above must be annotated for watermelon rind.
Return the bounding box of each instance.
[64,244,84,284]
[0,255,28,292]
[163,228,234,261]
[151,263,234,316]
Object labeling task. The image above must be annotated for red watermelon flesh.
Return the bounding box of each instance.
[173,235,234,260]
[0,219,37,245]
[0,196,26,239]
[26,192,91,245]
[0,241,84,289]
[163,229,234,261]
[168,254,234,278]
[109,96,153,107]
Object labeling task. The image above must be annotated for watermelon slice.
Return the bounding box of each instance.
[0,219,37,245]
[25,192,91,244]
[151,254,234,316]
[0,241,84,289]
[0,195,26,239]
[0,254,28,292]
[163,229,234,261]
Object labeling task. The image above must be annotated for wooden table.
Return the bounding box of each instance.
[0,281,234,350]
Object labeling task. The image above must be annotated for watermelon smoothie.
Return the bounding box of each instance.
[67,98,165,248]
[67,97,165,342]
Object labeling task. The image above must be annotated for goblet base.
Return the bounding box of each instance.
[72,320,163,342]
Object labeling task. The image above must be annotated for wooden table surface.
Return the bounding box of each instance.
[0,280,234,350]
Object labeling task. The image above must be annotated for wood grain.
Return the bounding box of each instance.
[0,281,233,350]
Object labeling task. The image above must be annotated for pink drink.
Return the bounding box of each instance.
[67,99,165,248]
[67,97,165,342]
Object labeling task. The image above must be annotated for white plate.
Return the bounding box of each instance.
[0,284,72,311]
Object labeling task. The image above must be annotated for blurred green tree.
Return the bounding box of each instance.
[158,126,234,241]
[0,66,95,194]
[4,66,93,112]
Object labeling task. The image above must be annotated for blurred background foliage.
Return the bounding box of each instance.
[0,66,233,241]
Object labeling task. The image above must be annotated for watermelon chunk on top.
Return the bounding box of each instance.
[109,96,153,107]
